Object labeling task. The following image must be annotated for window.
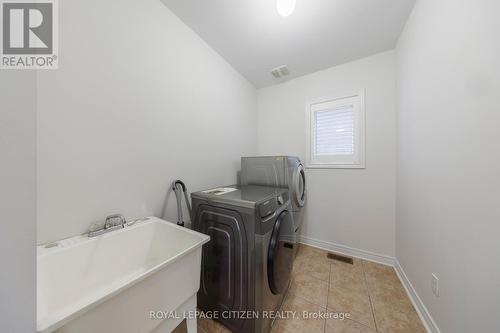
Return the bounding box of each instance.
[306,92,365,168]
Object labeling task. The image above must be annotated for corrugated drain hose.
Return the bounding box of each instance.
[172,180,191,227]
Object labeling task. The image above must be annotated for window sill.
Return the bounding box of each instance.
[306,163,365,169]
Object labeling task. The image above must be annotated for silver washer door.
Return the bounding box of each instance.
[267,210,295,295]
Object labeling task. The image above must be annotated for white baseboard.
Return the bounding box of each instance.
[298,235,395,266]
[298,235,440,333]
[394,260,441,333]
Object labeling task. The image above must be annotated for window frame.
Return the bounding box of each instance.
[305,91,366,169]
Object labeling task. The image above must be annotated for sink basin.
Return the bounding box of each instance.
[37,217,210,333]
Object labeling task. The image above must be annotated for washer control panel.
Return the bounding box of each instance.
[259,198,278,218]
[258,191,289,218]
[277,195,284,205]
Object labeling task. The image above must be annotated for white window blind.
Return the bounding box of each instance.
[314,106,354,156]
[306,93,365,168]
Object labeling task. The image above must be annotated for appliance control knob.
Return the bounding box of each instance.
[277,195,284,205]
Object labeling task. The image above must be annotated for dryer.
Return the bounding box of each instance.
[241,156,306,236]
[191,185,295,333]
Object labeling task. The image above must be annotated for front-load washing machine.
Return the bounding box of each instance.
[240,156,306,251]
[191,185,295,333]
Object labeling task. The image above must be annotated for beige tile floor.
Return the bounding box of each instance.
[173,244,426,333]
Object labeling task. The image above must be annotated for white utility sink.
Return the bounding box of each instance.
[37,217,210,333]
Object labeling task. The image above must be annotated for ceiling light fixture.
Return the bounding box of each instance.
[277,0,296,17]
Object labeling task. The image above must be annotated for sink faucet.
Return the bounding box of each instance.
[88,214,127,237]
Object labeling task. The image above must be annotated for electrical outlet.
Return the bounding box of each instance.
[431,273,439,297]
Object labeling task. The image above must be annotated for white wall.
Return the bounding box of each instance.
[396,1,500,332]
[36,0,257,243]
[257,51,397,257]
[0,71,37,331]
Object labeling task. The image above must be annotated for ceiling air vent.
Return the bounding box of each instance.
[271,65,290,79]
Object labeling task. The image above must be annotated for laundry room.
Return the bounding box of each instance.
[1,1,499,333]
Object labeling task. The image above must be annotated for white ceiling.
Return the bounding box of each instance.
[161,0,415,88]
